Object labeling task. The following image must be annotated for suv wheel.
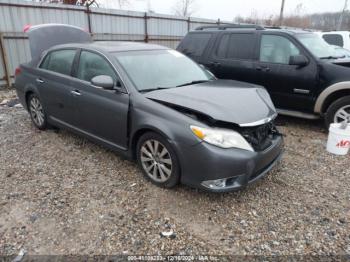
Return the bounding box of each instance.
[136,132,180,188]
[325,95,350,128]
[28,93,48,130]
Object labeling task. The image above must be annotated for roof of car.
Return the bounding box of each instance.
[192,25,315,35]
[51,41,169,53]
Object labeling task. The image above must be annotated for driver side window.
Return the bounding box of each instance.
[260,35,300,64]
[77,51,117,83]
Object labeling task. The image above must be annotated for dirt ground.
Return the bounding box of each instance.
[0,88,349,257]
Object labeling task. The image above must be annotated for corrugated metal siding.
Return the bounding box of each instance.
[3,37,30,76]
[0,0,87,32]
[0,0,226,87]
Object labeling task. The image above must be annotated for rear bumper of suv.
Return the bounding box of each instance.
[177,135,283,192]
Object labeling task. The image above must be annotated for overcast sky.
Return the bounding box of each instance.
[98,0,347,20]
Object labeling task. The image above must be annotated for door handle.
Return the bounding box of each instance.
[71,90,81,96]
[36,78,44,83]
[256,66,270,72]
[210,61,221,67]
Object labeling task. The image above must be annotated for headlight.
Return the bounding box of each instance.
[190,125,254,152]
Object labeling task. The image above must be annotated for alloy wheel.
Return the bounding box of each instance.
[140,139,173,183]
[29,96,45,127]
[334,105,350,123]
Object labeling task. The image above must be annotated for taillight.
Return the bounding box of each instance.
[15,67,21,77]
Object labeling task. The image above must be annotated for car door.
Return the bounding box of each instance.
[70,50,129,150]
[37,49,78,125]
[177,32,213,65]
[255,33,318,112]
[204,32,259,83]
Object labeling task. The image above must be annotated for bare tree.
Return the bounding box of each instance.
[172,0,197,17]
[117,0,131,9]
[37,0,99,6]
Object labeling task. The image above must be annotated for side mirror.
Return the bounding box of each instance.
[91,75,115,90]
[289,55,308,67]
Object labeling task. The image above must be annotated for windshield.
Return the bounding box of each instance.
[114,50,213,91]
[296,33,342,59]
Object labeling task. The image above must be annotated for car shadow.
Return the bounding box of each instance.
[274,115,326,133]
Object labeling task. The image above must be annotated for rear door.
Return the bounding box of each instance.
[37,49,78,125]
[255,33,318,111]
[205,32,259,83]
[177,32,213,65]
[70,50,129,150]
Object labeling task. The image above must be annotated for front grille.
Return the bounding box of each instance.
[240,122,279,151]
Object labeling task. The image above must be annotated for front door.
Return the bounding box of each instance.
[71,50,129,150]
[255,33,318,112]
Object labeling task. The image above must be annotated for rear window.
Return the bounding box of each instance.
[322,34,344,47]
[40,49,76,76]
[216,33,255,60]
[179,33,212,57]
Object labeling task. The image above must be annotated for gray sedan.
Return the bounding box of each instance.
[15,24,283,192]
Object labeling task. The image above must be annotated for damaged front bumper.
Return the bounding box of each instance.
[176,134,284,192]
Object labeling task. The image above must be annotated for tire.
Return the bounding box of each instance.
[27,93,48,130]
[136,132,180,188]
[325,95,350,129]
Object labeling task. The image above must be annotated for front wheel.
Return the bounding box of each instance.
[325,96,350,129]
[28,93,48,130]
[136,132,180,188]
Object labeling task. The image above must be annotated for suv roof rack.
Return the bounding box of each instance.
[195,24,265,31]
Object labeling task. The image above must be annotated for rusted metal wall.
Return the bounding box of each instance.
[0,0,225,87]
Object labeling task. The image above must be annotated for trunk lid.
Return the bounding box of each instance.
[26,24,92,60]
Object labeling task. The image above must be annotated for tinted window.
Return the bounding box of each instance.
[322,34,344,47]
[180,33,212,57]
[77,51,116,83]
[260,35,300,64]
[216,33,255,60]
[40,49,76,76]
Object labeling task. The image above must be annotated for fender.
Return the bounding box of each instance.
[314,81,350,113]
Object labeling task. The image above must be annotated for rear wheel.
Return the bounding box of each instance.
[28,93,48,130]
[136,132,180,188]
[325,96,350,129]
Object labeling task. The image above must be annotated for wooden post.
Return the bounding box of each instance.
[86,5,92,35]
[0,34,11,88]
[144,12,149,43]
[279,0,285,26]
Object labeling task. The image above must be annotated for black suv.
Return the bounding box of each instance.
[177,25,350,127]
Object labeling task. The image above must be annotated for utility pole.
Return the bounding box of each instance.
[337,0,348,30]
[279,0,285,26]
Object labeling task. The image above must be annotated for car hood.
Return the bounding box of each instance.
[144,80,277,126]
[330,58,350,67]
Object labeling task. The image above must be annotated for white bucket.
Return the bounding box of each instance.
[326,123,350,155]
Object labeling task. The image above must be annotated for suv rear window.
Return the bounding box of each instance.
[216,33,255,60]
[179,33,212,57]
[322,34,344,47]
[40,49,76,76]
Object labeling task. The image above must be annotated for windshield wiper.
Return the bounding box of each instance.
[320,55,345,60]
[139,87,171,93]
[176,80,210,87]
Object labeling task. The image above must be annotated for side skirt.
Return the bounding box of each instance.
[49,116,132,159]
[276,109,320,120]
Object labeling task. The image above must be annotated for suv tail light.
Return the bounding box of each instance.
[15,67,21,77]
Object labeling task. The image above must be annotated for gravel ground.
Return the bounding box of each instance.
[0,88,349,257]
